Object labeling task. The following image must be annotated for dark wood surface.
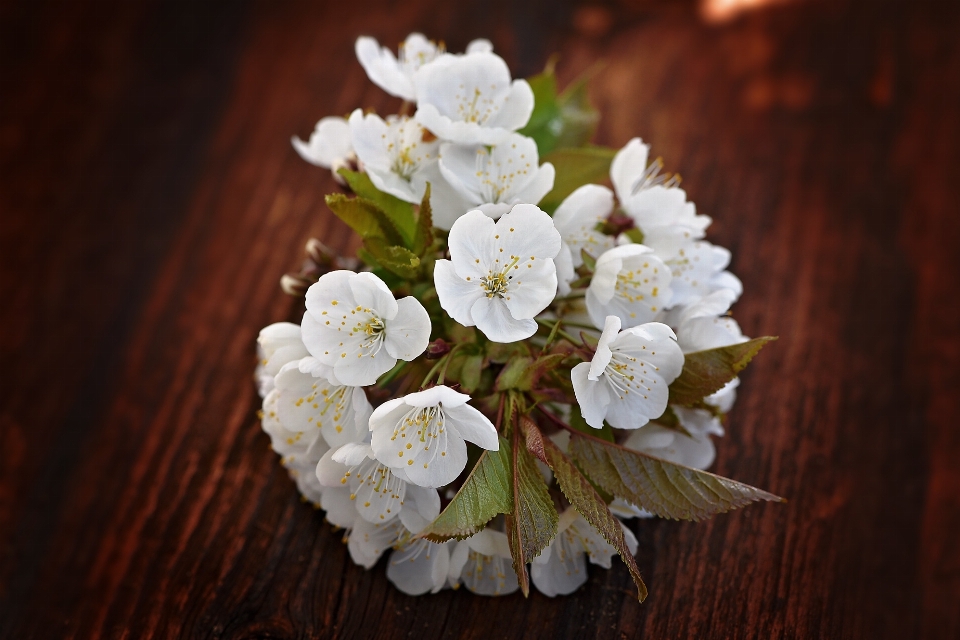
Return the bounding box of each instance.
[2,0,959,637]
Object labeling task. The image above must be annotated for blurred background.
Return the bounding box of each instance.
[2,0,958,638]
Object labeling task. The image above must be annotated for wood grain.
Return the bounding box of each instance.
[2,0,959,637]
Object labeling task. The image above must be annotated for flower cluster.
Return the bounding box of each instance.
[258,33,780,600]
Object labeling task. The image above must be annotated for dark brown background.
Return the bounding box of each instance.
[2,0,959,637]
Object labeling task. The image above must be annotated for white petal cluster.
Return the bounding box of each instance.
[552,185,617,296]
[435,205,561,342]
[291,116,354,173]
[301,270,430,386]
[369,386,499,488]
[433,133,555,227]
[356,33,492,101]
[585,244,672,329]
[572,316,684,430]
[271,31,762,598]
[348,110,439,204]
[531,508,638,597]
[414,52,534,145]
[448,529,520,596]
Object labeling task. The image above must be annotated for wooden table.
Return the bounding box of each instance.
[2,0,958,637]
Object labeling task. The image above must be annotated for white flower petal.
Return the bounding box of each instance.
[588,315,620,380]
[350,271,399,319]
[465,39,493,54]
[610,137,650,203]
[470,297,537,343]
[388,539,451,595]
[291,116,353,169]
[355,36,416,100]
[348,519,401,569]
[444,403,499,451]
[383,297,431,360]
[434,259,483,326]
[530,535,588,597]
[319,484,355,528]
[447,210,497,279]
[485,78,534,131]
[571,362,611,429]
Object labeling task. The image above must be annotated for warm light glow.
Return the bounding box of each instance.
[701,0,792,23]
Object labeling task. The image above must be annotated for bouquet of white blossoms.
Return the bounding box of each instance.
[256,33,782,600]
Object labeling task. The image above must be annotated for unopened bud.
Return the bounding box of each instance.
[280,273,313,297]
[305,238,334,266]
[425,338,450,359]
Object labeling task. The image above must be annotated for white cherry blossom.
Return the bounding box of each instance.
[414,52,534,145]
[356,34,493,101]
[349,518,405,569]
[261,387,331,507]
[302,271,430,386]
[571,317,684,430]
[530,509,638,597]
[672,289,747,354]
[551,184,617,296]
[435,133,555,223]
[585,244,672,330]
[387,539,454,595]
[623,416,720,472]
[291,116,354,175]
[637,225,742,308]
[255,322,309,397]
[434,205,561,343]
[610,138,709,236]
[369,386,499,488]
[348,109,440,203]
[317,441,441,525]
[448,529,519,596]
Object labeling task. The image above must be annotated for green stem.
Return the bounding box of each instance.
[436,343,464,385]
[377,360,409,387]
[421,356,448,388]
[535,318,583,346]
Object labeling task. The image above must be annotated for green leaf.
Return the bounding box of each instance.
[540,146,618,211]
[579,247,597,271]
[486,342,527,364]
[669,337,777,406]
[519,60,601,156]
[494,354,568,392]
[413,183,435,256]
[569,404,614,443]
[518,65,563,156]
[494,356,534,392]
[362,237,421,279]
[568,434,784,522]
[553,72,600,150]
[459,353,484,393]
[542,435,648,602]
[507,425,559,596]
[420,438,513,542]
[325,193,405,247]
[623,228,645,244]
[338,168,416,246]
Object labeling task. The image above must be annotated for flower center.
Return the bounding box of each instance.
[614,269,648,303]
[455,85,499,124]
[393,406,446,444]
[347,309,387,358]
[480,255,522,299]
[603,353,650,401]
